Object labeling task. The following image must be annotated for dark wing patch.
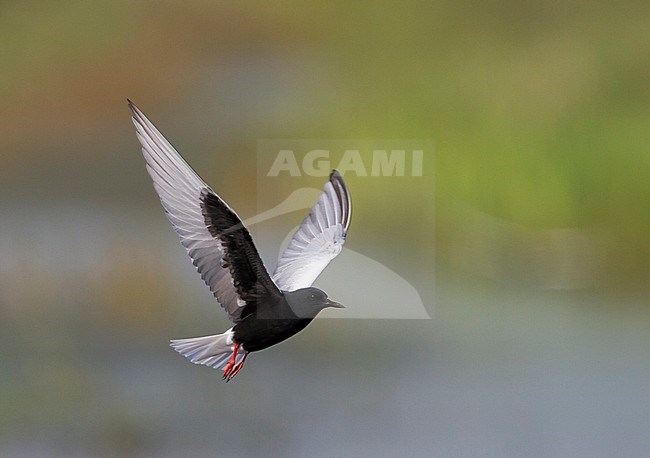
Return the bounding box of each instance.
[201,190,282,318]
[329,170,351,234]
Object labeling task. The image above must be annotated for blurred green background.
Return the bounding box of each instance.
[1,1,648,456]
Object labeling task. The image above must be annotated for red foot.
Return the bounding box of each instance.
[228,353,248,381]
[222,343,240,380]
[222,345,249,382]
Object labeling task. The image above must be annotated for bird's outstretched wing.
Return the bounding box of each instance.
[129,100,281,322]
[272,171,351,291]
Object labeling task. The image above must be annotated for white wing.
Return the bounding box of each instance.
[129,100,251,323]
[272,171,351,291]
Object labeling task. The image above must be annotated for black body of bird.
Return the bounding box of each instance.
[234,288,344,353]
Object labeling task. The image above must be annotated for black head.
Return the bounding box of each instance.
[284,287,345,319]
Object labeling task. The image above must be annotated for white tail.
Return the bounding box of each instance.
[170,328,246,370]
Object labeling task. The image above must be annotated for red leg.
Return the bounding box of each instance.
[222,343,240,380]
[227,353,248,381]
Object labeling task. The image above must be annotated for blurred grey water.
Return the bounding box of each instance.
[0,205,648,457]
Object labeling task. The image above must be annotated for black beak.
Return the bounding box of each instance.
[325,298,345,309]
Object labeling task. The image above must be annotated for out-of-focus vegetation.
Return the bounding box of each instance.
[0,1,648,456]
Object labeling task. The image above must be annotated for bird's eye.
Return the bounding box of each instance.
[310,293,316,300]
